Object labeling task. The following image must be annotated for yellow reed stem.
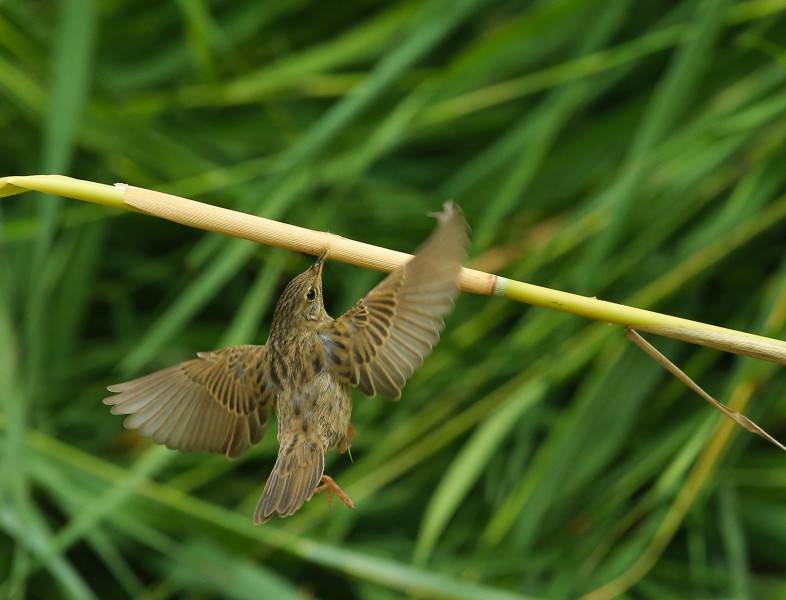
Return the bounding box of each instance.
[498,278,786,364]
[0,174,127,209]
[4,174,786,366]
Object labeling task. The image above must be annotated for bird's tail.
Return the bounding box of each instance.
[254,442,324,524]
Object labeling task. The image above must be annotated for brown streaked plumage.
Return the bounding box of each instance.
[104,202,469,524]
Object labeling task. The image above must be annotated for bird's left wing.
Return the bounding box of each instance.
[320,202,469,400]
[104,344,274,458]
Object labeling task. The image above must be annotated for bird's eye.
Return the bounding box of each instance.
[306,288,316,301]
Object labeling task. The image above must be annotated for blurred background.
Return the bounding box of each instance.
[3,0,786,598]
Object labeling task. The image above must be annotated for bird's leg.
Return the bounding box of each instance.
[338,422,355,454]
[314,475,355,510]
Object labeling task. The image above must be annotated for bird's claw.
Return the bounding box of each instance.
[315,475,355,510]
[338,423,355,454]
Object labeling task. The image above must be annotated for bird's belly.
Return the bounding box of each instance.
[276,372,351,452]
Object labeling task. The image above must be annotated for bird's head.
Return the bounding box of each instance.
[271,251,330,329]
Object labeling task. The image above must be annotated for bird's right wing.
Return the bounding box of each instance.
[321,202,469,400]
[104,344,274,458]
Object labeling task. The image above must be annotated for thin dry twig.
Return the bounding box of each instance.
[625,328,786,452]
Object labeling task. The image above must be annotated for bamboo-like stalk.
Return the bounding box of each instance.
[4,174,786,365]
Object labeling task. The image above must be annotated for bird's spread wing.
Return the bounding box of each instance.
[104,345,274,458]
[320,202,469,400]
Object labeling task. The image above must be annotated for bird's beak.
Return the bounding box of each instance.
[310,250,327,276]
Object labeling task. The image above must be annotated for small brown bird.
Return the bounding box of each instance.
[104,202,468,524]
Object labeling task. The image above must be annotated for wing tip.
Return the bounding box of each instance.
[383,389,403,401]
[428,200,461,224]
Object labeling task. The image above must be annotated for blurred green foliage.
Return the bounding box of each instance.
[3,0,786,598]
